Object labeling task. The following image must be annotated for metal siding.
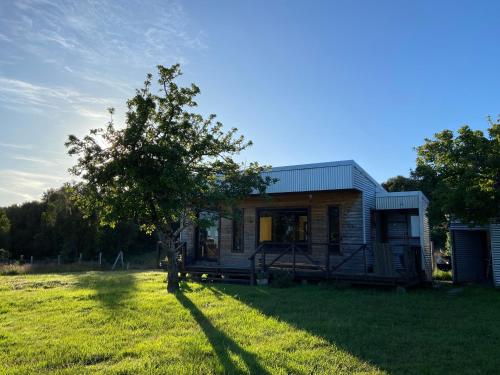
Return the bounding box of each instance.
[352,167,377,244]
[262,164,353,193]
[449,222,488,231]
[420,197,432,280]
[376,195,420,210]
[490,224,500,287]
[451,230,489,283]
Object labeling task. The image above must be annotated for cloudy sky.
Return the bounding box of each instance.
[1,0,500,206]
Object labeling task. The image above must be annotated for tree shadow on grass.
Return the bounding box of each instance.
[75,271,138,313]
[175,292,270,374]
[210,283,500,375]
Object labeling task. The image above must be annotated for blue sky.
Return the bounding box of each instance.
[1,0,499,206]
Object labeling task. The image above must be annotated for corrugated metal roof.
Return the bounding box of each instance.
[261,160,386,194]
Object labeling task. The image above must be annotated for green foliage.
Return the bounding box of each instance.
[383,117,500,248]
[65,64,274,291]
[0,208,9,235]
[2,271,500,374]
[2,186,156,261]
[433,268,452,281]
[66,64,273,239]
[0,248,9,260]
[381,175,420,192]
[0,208,10,249]
[413,118,500,225]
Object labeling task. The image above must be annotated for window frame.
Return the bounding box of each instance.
[327,205,342,254]
[231,208,244,253]
[409,215,420,238]
[255,207,311,251]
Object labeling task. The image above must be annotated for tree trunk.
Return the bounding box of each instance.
[157,228,181,293]
[165,242,180,293]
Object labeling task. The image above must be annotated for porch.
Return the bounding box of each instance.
[178,241,422,287]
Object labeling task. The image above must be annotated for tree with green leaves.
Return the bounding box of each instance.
[0,208,10,250]
[413,117,500,227]
[382,175,420,193]
[66,64,274,292]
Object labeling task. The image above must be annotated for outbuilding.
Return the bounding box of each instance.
[450,222,500,287]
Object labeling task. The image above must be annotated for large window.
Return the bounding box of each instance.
[232,208,244,253]
[328,206,341,254]
[258,209,308,245]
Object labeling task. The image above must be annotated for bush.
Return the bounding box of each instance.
[0,248,9,260]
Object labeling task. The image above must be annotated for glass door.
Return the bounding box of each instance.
[196,212,219,261]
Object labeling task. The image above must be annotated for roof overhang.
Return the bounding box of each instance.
[375,191,428,210]
[258,160,384,194]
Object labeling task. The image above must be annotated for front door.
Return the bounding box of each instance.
[196,212,219,262]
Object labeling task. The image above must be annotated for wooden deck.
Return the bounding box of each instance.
[181,262,421,287]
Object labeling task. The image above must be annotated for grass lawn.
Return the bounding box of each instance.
[1,272,499,374]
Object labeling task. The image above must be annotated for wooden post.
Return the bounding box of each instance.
[57,255,61,265]
[79,253,82,264]
[30,256,33,265]
[99,252,102,267]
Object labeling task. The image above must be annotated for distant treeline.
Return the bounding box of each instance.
[0,186,156,262]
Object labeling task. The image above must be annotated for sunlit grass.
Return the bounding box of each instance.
[1,271,499,374]
[433,268,453,281]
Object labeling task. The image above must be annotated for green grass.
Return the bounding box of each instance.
[1,272,499,374]
[433,268,453,281]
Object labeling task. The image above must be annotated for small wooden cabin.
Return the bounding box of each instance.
[180,160,432,286]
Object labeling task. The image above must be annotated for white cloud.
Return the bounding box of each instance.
[0,77,112,119]
[0,142,33,149]
[2,0,206,68]
[0,0,208,205]
[10,155,58,166]
[0,33,12,43]
[0,169,69,206]
[0,187,34,202]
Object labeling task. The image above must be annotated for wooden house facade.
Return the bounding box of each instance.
[179,160,432,286]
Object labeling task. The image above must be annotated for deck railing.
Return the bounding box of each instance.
[248,242,370,285]
[248,242,423,285]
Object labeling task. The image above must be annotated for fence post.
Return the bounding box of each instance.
[30,256,33,265]
[58,255,61,265]
[292,244,296,277]
[99,252,102,267]
[79,253,82,264]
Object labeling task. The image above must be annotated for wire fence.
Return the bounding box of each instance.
[0,249,163,275]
